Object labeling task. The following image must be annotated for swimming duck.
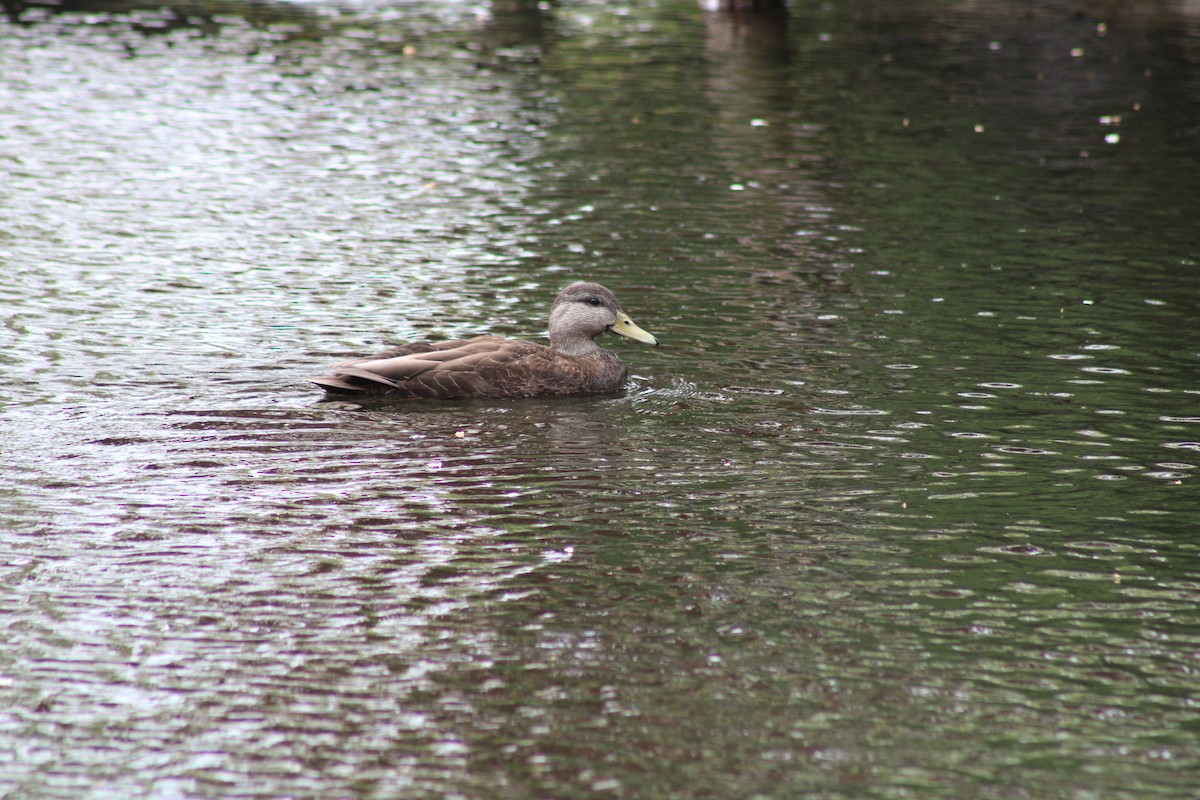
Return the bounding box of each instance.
[312,282,658,399]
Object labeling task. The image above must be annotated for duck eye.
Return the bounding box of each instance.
[587,297,601,306]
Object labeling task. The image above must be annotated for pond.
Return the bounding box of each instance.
[2,0,1199,797]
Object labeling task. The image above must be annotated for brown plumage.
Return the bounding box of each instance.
[312,282,659,400]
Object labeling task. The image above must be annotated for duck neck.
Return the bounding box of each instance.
[550,332,603,357]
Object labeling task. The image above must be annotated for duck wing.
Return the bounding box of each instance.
[312,337,548,398]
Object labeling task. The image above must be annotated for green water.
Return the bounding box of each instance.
[1,1,1198,797]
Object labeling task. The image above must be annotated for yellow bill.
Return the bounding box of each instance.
[610,311,659,346]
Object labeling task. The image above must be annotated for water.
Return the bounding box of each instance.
[2,0,1200,797]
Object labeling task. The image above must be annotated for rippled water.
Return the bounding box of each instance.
[3,0,1200,797]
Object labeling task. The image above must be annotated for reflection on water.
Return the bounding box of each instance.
[3,0,1200,797]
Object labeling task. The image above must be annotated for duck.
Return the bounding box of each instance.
[312,281,659,400]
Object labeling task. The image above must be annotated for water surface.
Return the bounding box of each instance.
[2,0,1200,797]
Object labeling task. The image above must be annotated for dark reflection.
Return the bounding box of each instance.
[700,0,853,326]
[705,0,789,39]
[480,0,550,51]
